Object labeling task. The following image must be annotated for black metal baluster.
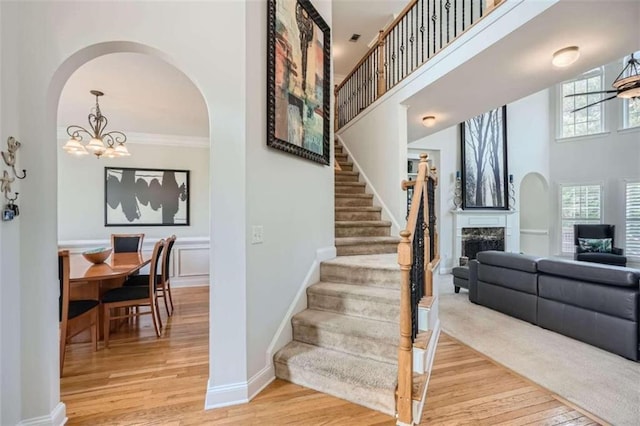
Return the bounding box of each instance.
[431,0,437,57]
[410,192,425,341]
[446,0,451,44]
[410,8,414,73]
[480,0,484,18]
[420,0,425,63]
[439,0,443,50]
[462,0,466,31]
[471,0,474,26]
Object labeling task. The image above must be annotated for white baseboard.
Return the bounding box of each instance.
[171,276,209,288]
[248,364,276,400]
[204,380,249,410]
[335,135,402,236]
[18,402,67,426]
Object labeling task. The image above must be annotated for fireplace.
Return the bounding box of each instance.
[452,210,517,269]
[462,227,505,259]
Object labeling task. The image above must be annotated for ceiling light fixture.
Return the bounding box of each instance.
[552,46,580,68]
[63,90,129,159]
[422,115,436,127]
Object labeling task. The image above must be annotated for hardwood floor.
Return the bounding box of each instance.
[61,287,603,425]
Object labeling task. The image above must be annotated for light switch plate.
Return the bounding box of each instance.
[251,225,264,244]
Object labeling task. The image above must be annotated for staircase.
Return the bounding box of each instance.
[274,141,439,420]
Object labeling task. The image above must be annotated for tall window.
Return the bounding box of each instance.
[626,182,640,257]
[623,52,640,129]
[561,184,602,253]
[560,68,604,138]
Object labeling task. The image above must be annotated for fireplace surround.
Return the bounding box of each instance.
[453,210,517,266]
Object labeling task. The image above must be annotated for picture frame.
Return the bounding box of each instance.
[267,0,331,165]
[460,105,509,210]
[104,167,189,226]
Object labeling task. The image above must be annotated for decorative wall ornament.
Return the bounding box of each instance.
[267,0,331,165]
[1,136,26,221]
[453,170,462,210]
[508,174,516,210]
[460,105,509,210]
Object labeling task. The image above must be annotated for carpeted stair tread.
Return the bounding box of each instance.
[309,281,400,304]
[334,170,359,176]
[323,253,399,269]
[335,181,366,187]
[293,309,398,342]
[335,206,382,212]
[274,341,397,414]
[335,236,400,246]
[335,193,373,199]
[335,220,391,228]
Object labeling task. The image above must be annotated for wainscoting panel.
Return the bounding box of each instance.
[58,236,210,287]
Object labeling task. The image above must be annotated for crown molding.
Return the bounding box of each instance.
[57,128,209,148]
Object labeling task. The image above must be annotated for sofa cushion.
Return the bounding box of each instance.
[476,251,542,273]
[477,264,538,295]
[539,275,639,321]
[538,258,639,287]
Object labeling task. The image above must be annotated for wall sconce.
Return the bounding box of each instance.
[552,46,580,68]
[453,170,462,210]
[422,115,436,128]
[508,174,516,210]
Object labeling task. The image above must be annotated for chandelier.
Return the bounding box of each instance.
[62,90,130,158]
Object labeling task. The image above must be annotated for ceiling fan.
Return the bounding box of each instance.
[565,53,640,113]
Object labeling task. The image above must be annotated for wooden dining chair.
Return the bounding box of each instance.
[122,235,177,317]
[59,250,99,376]
[111,233,145,253]
[101,239,164,348]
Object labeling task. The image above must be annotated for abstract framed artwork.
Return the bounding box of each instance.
[104,167,189,226]
[460,105,509,210]
[267,0,331,165]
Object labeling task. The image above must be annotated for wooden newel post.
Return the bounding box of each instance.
[377,30,386,98]
[397,229,413,424]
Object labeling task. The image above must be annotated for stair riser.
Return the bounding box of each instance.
[307,292,400,323]
[336,243,398,256]
[335,153,348,162]
[274,362,395,415]
[338,163,353,171]
[320,263,400,288]
[335,186,366,194]
[334,146,343,153]
[335,197,373,207]
[335,174,359,182]
[292,322,397,364]
[335,226,390,238]
[335,211,381,221]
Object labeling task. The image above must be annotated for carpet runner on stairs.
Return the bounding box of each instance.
[274,141,403,415]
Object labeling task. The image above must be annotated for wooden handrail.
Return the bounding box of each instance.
[380,0,420,40]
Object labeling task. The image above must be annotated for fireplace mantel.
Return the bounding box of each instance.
[452,209,518,263]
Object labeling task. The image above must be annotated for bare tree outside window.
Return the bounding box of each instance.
[460,106,508,209]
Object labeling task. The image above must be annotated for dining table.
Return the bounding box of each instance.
[68,251,152,342]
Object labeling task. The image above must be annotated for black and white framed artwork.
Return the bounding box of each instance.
[104,167,189,226]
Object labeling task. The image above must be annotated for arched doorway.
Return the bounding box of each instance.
[519,172,550,256]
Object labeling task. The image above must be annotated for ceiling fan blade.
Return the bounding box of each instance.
[564,90,618,97]
[571,95,618,113]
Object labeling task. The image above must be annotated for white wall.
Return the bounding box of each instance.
[0,1,248,423]
[57,139,210,241]
[244,0,334,384]
[548,61,640,256]
[409,89,550,271]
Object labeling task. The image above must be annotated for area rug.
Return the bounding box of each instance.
[436,276,640,426]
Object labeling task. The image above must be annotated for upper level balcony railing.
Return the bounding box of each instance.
[335,0,503,129]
